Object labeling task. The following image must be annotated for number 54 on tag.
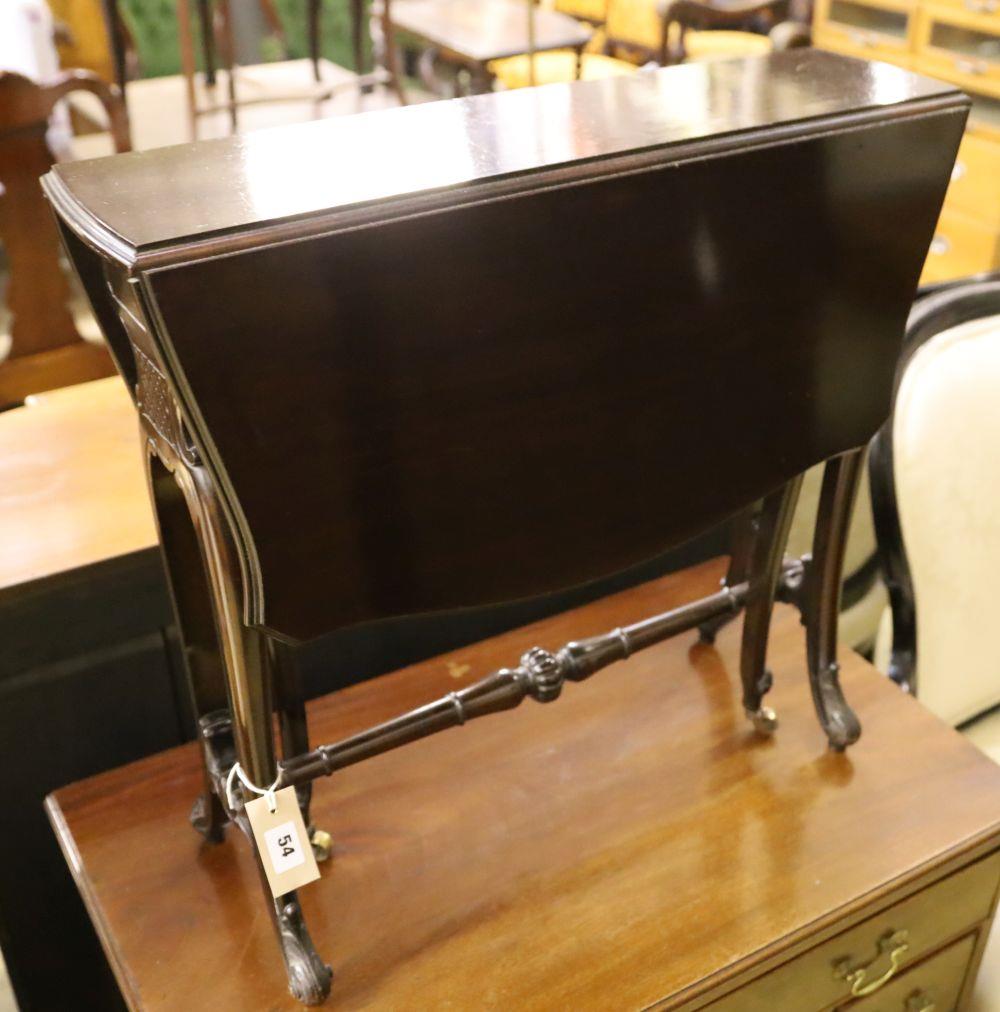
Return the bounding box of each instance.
[244,787,321,898]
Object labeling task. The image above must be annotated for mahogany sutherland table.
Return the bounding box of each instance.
[48,561,1000,1010]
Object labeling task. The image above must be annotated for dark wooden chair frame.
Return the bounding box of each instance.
[869,273,1000,695]
[0,70,130,409]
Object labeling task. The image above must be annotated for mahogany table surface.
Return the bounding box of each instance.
[0,376,154,596]
[48,560,1000,1010]
[388,0,592,63]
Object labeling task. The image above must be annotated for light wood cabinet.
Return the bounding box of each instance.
[815,0,1000,282]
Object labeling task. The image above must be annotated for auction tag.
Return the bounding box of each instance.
[244,786,321,898]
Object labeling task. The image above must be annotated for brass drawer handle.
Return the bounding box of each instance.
[906,990,936,1012]
[833,929,910,997]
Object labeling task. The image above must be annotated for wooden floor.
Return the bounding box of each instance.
[48,560,1000,1010]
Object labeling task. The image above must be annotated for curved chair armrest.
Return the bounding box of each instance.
[41,69,132,154]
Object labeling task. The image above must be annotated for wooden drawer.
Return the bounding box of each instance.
[814,0,916,60]
[920,206,1000,283]
[707,851,1000,1011]
[814,27,914,63]
[944,132,1000,226]
[914,6,1000,99]
[844,933,976,1011]
[925,0,1000,21]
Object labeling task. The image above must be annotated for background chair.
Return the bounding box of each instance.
[490,0,779,91]
[0,70,130,410]
[870,274,1000,728]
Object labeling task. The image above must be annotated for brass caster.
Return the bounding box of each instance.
[748,706,778,735]
[310,829,332,862]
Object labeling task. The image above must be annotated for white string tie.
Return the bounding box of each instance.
[226,761,280,814]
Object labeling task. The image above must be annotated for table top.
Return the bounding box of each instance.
[50,52,959,254]
[0,377,155,597]
[390,0,592,62]
[48,560,1000,1010]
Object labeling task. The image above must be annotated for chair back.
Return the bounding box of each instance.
[870,276,1000,725]
[0,70,129,407]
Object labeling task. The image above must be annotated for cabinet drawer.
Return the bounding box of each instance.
[814,0,915,58]
[926,0,1000,22]
[707,851,1000,1012]
[814,27,914,62]
[944,133,1000,226]
[843,933,976,1011]
[920,207,1000,284]
[913,6,1000,99]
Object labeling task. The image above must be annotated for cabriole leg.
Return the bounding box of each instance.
[805,450,864,751]
[739,475,803,735]
[178,466,332,1003]
[147,450,230,843]
[698,505,756,645]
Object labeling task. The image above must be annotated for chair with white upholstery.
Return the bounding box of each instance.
[869,275,1000,727]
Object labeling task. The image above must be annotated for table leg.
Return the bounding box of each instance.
[805,450,864,751]
[738,475,803,735]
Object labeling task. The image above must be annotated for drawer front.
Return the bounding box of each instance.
[814,27,914,63]
[927,0,1000,21]
[920,207,1000,284]
[914,6,1000,99]
[707,851,1000,1012]
[814,0,915,57]
[944,133,1000,226]
[843,933,976,1011]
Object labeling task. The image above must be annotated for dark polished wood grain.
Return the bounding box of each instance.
[48,51,955,252]
[48,52,966,642]
[48,562,1000,1010]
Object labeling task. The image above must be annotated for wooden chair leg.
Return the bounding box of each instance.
[379,0,408,104]
[197,0,217,86]
[738,475,803,734]
[176,0,199,139]
[216,0,238,130]
[308,0,323,82]
[805,450,864,751]
[351,0,365,75]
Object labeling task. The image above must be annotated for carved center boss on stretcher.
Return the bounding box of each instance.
[47,51,965,1005]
